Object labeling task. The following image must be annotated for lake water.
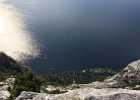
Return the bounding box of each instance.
[9,0,140,72]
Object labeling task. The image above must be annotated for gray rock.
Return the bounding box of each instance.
[16,59,140,100]
[16,88,140,100]
[104,59,140,87]
[0,90,10,100]
[15,91,39,100]
[0,77,15,100]
[89,59,140,89]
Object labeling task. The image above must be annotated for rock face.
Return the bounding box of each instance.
[16,88,140,100]
[0,52,30,100]
[86,59,140,89]
[15,91,39,100]
[104,59,140,88]
[15,59,140,100]
[0,77,15,100]
[0,90,10,100]
[0,52,29,74]
[0,53,140,100]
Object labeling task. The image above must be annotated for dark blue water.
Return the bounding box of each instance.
[10,0,140,72]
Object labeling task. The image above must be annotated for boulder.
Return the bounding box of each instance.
[16,88,140,100]
[0,77,15,100]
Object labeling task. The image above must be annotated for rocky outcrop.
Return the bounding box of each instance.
[1,54,140,100]
[16,88,140,100]
[0,77,15,100]
[86,59,140,89]
[15,59,140,100]
[15,91,39,100]
[0,52,30,100]
[104,59,140,88]
[0,90,10,100]
[0,52,29,74]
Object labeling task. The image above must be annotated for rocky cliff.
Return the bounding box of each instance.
[0,52,29,74]
[1,52,140,100]
[98,59,140,89]
[15,59,140,100]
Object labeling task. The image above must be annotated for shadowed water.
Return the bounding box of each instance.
[8,0,140,72]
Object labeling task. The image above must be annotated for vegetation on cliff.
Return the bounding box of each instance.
[40,67,117,86]
[0,52,118,99]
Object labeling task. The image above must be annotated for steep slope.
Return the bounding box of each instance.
[15,59,140,100]
[85,59,140,88]
[104,59,140,88]
[0,52,41,99]
[0,52,29,75]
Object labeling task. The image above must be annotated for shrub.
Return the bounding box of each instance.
[9,71,44,99]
